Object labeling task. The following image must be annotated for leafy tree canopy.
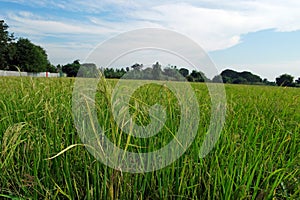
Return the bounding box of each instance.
[179,68,189,77]
[220,69,262,84]
[276,74,294,87]
[0,20,15,69]
[12,38,51,72]
[0,20,52,72]
[62,60,81,77]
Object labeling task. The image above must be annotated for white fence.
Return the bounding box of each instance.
[0,70,64,77]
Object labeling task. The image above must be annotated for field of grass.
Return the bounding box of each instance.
[0,76,299,199]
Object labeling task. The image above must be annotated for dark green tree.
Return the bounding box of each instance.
[46,64,57,73]
[190,70,208,82]
[239,71,262,83]
[1,20,54,72]
[12,38,51,72]
[115,68,126,78]
[221,69,239,83]
[276,74,294,87]
[131,63,143,71]
[233,77,247,84]
[0,20,15,69]
[179,68,189,77]
[220,69,262,84]
[186,75,193,82]
[263,78,276,86]
[103,68,115,78]
[62,60,81,77]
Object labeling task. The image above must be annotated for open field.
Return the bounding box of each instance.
[0,77,299,199]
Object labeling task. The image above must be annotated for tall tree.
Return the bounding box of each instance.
[179,68,189,77]
[276,74,294,87]
[0,20,15,69]
[12,38,51,72]
[220,69,262,84]
[131,63,143,71]
[239,71,262,83]
[0,20,54,72]
[62,60,81,77]
[152,62,162,80]
[190,70,208,82]
[163,67,182,80]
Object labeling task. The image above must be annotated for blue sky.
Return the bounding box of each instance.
[1,0,300,80]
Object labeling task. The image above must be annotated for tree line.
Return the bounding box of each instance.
[1,20,299,87]
[60,60,300,87]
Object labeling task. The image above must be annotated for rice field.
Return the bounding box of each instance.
[0,76,299,199]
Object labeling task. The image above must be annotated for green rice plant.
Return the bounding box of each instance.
[0,77,299,199]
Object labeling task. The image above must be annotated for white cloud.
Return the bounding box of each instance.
[5,1,300,50]
[2,0,300,73]
[125,1,300,51]
[7,12,116,36]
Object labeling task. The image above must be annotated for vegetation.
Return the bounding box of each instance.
[0,77,299,199]
[216,69,262,84]
[100,65,299,87]
[1,20,299,87]
[275,74,295,87]
[0,20,15,69]
[62,60,81,77]
[0,20,54,72]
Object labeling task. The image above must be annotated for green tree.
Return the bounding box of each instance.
[62,60,81,77]
[233,77,247,84]
[129,63,143,79]
[276,74,294,87]
[0,20,15,69]
[115,68,126,78]
[186,75,194,82]
[131,63,143,71]
[46,64,57,73]
[12,38,51,72]
[152,62,162,80]
[103,68,114,78]
[220,69,262,84]
[239,71,262,83]
[190,70,208,82]
[179,68,189,77]
[263,78,276,86]
[1,20,54,72]
[221,69,239,83]
[162,67,182,81]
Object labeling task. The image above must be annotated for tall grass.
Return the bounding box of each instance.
[0,77,299,199]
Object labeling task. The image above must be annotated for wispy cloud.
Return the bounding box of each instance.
[7,12,116,35]
[1,0,300,78]
[4,0,300,48]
